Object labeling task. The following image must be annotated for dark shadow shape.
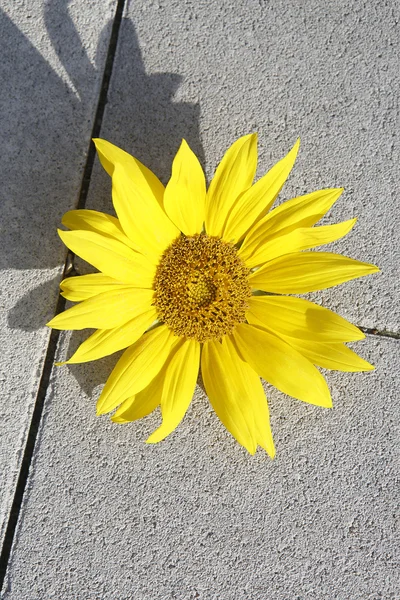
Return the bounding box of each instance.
[3,3,203,335]
[43,0,96,94]
[89,16,205,183]
[7,274,61,331]
[60,329,123,398]
[0,0,96,273]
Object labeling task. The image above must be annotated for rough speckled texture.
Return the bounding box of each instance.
[2,0,400,598]
[0,0,117,543]
[2,334,399,599]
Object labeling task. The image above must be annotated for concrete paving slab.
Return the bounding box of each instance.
[2,0,399,596]
[86,0,399,333]
[0,0,117,544]
[2,334,398,599]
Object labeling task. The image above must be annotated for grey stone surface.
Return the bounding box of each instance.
[2,334,399,599]
[2,0,399,598]
[0,0,117,544]
[86,0,399,333]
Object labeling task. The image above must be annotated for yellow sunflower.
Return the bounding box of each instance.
[47,134,379,457]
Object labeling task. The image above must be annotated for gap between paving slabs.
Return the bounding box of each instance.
[0,0,127,589]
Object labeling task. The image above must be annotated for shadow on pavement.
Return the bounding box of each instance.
[5,3,203,343]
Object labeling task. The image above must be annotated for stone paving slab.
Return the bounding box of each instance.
[2,0,399,596]
[0,0,117,545]
[2,333,398,599]
[86,0,399,333]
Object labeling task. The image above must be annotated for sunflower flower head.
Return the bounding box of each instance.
[153,233,252,342]
[48,134,379,457]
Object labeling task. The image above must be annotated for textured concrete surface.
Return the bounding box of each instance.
[1,0,400,598]
[0,0,117,544]
[2,334,399,599]
[87,0,399,333]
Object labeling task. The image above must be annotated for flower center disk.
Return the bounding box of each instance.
[153,234,252,343]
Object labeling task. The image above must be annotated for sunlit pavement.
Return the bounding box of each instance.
[0,1,399,598]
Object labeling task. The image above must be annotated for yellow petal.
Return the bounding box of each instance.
[61,209,137,250]
[60,273,127,302]
[249,252,380,294]
[163,140,206,235]
[146,339,200,443]
[202,336,275,456]
[205,134,258,237]
[233,323,332,408]
[223,139,300,243]
[94,138,179,257]
[58,229,157,286]
[240,188,343,262]
[111,360,170,423]
[111,396,157,424]
[247,296,365,342]
[93,137,165,207]
[47,288,154,330]
[281,337,374,372]
[58,308,157,364]
[244,218,357,268]
[112,342,188,424]
[96,325,176,415]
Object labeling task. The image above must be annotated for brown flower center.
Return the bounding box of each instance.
[153,234,251,343]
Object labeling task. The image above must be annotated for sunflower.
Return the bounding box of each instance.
[47,134,379,456]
